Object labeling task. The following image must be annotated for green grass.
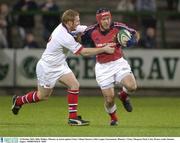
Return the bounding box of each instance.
[0,95,180,137]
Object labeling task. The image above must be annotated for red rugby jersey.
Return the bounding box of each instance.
[81,22,136,63]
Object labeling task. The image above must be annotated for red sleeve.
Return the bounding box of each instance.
[75,46,84,55]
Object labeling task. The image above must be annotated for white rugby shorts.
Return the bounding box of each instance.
[95,57,132,89]
[36,60,72,88]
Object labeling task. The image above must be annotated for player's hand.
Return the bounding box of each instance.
[134,31,140,42]
[126,36,137,47]
[103,43,116,54]
[126,31,141,47]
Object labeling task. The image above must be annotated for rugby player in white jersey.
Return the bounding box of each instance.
[11,9,115,126]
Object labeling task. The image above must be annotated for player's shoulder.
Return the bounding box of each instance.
[113,22,136,32]
[84,24,98,33]
[51,24,74,44]
[53,24,71,38]
[112,22,127,29]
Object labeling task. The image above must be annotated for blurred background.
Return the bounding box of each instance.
[0,0,180,96]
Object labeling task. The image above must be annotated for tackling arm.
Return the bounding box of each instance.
[79,44,115,56]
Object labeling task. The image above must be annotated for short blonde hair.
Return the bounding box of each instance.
[61,9,79,24]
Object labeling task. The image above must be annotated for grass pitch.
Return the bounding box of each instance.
[0,95,180,137]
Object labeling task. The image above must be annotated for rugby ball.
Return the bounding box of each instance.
[117,29,131,47]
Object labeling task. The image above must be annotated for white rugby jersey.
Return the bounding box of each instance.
[40,24,86,67]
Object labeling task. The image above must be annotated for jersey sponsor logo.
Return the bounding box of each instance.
[95,42,115,48]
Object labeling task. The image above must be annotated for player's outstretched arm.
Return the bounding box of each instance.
[80,44,115,56]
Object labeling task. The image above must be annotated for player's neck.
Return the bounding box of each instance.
[99,26,110,35]
[63,23,71,33]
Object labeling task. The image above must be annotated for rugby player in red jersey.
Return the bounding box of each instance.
[81,8,140,125]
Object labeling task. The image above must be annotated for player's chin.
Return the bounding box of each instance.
[104,26,110,30]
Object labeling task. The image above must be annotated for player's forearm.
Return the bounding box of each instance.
[80,48,105,56]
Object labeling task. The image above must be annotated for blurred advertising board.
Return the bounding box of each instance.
[0,49,180,88]
[0,49,14,86]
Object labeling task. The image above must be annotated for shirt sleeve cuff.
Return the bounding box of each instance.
[75,46,84,55]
